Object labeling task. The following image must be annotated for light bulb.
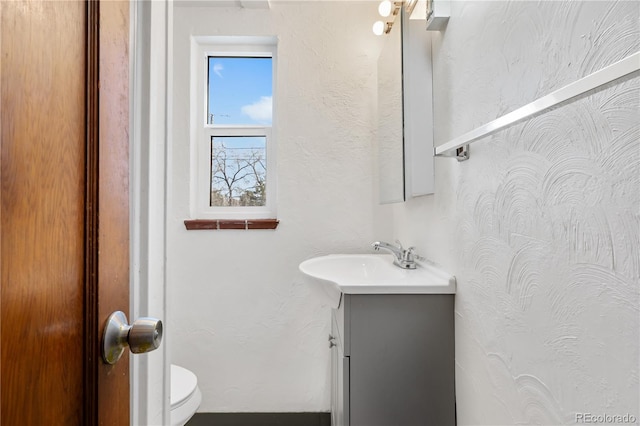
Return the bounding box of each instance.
[378,0,392,17]
[372,21,385,36]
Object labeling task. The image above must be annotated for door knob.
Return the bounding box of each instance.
[102,311,163,365]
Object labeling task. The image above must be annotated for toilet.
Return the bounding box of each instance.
[171,364,202,426]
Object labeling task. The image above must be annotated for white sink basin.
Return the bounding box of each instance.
[299,254,455,306]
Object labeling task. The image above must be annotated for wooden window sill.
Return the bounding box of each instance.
[184,219,279,230]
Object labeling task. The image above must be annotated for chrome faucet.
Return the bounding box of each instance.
[371,240,420,269]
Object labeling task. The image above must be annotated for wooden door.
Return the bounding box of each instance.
[1,1,130,425]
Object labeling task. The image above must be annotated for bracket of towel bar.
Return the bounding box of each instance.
[437,144,470,161]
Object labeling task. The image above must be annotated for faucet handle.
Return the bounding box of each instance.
[394,239,404,250]
[405,247,424,261]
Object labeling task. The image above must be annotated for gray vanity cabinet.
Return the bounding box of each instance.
[330,294,455,426]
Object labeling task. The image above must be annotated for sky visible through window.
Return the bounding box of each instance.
[208,56,272,127]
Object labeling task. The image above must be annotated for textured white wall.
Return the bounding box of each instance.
[169,0,639,420]
[386,1,640,424]
[169,2,384,412]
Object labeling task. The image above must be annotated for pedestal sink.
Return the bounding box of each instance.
[299,254,455,307]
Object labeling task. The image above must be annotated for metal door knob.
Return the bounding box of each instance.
[102,311,163,365]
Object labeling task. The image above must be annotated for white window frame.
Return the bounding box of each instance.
[190,36,277,219]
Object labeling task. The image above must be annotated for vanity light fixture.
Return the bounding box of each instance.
[378,0,391,17]
[373,0,401,35]
[378,0,401,17]
[373,0,449,35]
[372,0,421,35]
[372,20,393,36]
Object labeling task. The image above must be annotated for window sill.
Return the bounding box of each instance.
[184,219,279,230]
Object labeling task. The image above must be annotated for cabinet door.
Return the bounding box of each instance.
[348,294,455,426]
[332,313,349,426]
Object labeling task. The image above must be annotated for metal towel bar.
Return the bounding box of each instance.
[435,51,640,158]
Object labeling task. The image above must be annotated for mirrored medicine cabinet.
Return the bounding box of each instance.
[377,10,435,203]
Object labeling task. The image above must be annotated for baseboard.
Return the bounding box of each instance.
[186,412,331,426]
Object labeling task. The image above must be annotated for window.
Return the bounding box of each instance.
[207,56,272,126]
[190,37,277,221]
[210,135,267,207]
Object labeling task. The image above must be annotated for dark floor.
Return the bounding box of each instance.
[186,413,331,426]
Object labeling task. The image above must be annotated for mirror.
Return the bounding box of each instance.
[377,17,404,203]
[377,11,435,204]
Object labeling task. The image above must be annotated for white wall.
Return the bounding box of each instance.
[384,1,639,424]
[169,1,384,412]
[169,0,639,420]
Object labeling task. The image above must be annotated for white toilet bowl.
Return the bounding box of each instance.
[171,364,202,426]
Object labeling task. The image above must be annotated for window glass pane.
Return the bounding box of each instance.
[210,136,267,207]
[208,57,272,125]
